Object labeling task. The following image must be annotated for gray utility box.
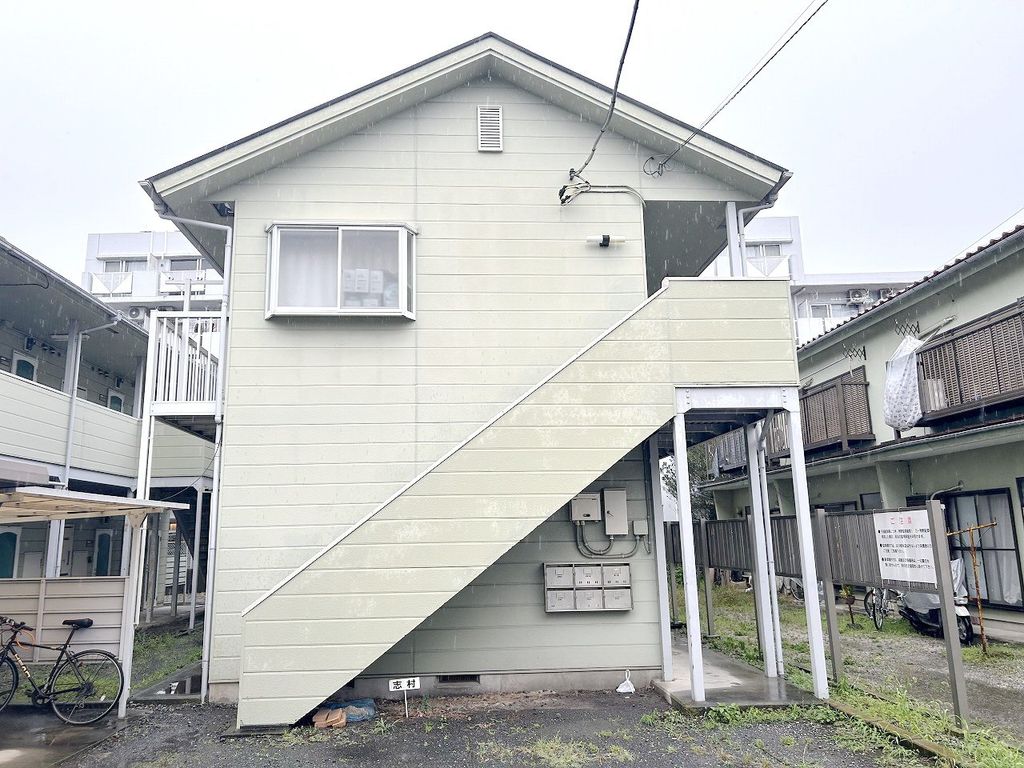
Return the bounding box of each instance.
[543,562,632,612]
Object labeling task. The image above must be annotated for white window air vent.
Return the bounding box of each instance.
[477,105,503,152]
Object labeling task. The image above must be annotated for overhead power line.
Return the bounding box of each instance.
[569,0,641,181]
[643,0,832,178]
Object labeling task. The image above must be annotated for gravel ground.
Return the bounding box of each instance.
[67,690,928,768]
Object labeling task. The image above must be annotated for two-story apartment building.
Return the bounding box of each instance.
[703,224,1024,619]
[0,235,215,634]
[134,33,837,729]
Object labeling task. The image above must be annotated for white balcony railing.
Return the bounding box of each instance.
[89,272,134,295]
[159,269,222,295]
[149,311,220,414]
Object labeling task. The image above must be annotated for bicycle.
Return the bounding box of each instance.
[863,586,901,630]
[0,615,124,725]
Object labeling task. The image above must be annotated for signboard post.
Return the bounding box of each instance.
[388,676,420,718]
[926,500,968,727]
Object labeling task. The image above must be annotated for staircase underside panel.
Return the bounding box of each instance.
[237,279,797,727]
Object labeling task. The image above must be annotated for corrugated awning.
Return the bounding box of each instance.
[0,486,188,524]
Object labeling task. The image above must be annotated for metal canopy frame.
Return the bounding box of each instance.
[669,385,829,704]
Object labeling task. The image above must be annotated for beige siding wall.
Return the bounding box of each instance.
[237,278,796,725]
[0,371,140,479]
[0,577,126,660]
[151,421,216,481]
[210,78,687,685]
[364,448,660,677]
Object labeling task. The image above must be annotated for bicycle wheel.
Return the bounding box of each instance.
[50,649,123,725]
[0,656,18,712]
[864,588,877,621]
[872,590,886,631]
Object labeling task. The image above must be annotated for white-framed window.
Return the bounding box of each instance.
[107,389,125,413]
[12,352,38,381]
[809,303,831,319]
[102,258,148,273]
[266,224,416,319]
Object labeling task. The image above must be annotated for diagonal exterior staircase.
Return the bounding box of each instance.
[236,278,797,727]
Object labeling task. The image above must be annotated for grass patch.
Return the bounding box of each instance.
[475,737,631,768]
[132,622,202,689]
[692,585,1024,768]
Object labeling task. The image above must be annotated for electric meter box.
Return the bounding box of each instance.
[569,493,601,522]
[602,488,628,536]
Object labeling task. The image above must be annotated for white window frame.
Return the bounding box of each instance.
[809,303,832,319]
[12,352,38,382]
[265,223,416,320]
[107,389,125,413]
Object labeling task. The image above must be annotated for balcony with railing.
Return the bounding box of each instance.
[918,300,1024,424]
[85,269,223,300]
[145,312,220,425]
[705,367,874,475]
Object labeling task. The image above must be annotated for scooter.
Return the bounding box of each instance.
[897,558,974,645]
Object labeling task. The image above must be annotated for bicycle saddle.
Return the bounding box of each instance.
[62,618,93,629]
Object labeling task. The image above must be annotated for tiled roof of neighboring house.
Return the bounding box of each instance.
[798,223,1024,351]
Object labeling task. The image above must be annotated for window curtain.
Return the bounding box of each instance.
[278,229,339,308]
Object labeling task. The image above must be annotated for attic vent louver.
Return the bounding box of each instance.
[477,105,503,152]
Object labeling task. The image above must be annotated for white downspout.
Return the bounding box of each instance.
[735,197,779,277]
[150,209,232,705]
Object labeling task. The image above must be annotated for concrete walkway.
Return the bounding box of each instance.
[0,708,122,767]
[654,639,814,709]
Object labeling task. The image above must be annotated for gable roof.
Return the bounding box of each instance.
[141,33,788,249]
[798,223,1024,353]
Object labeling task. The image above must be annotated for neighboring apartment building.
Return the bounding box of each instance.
[705,216,923,343]
[133,34,832,728]
[0,235,214,632]
[702,224,1024,621]
[82,230,223,326]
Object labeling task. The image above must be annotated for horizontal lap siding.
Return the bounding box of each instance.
[237,279,797,725]
[363,451,660,678]
[0,578,126,660]
[212,78,655,688]
[0,373,141,479]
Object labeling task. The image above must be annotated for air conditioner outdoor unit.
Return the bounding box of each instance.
[847,289,872,304]
[879,288,900,300]
[127,306,147,321]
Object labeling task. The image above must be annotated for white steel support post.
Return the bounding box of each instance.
[745,424,777,678]
[134,317,159,627]
[189,488,204,631]
[646,437,673,683]
[756,421,786,676]
[672,414,705,701]
[785,405,829,699]
[117,512,146,719]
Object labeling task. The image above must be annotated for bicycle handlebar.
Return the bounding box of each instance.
[0,615,33,632]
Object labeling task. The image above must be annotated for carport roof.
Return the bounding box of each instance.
[0,486,187,524]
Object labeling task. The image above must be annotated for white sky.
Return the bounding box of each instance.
[2,0,1022,280]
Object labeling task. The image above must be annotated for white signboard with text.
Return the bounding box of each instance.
[872,508,936,586]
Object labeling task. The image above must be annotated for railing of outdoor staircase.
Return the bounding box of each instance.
[150,311,220,409]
